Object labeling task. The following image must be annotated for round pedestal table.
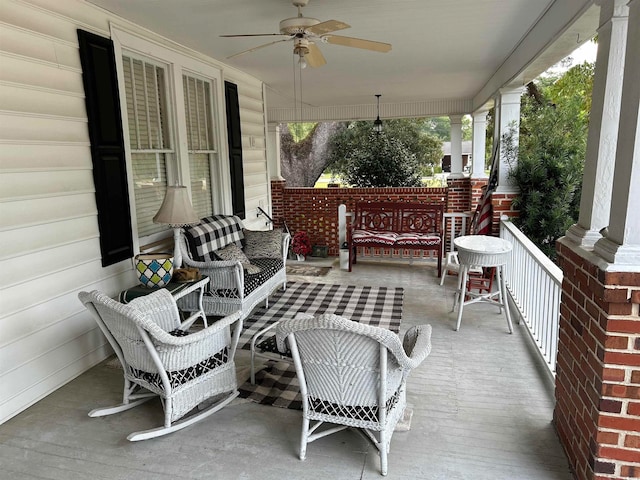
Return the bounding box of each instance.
[453,235,513,333]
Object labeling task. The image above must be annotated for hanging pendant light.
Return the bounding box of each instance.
[373,94,383,133]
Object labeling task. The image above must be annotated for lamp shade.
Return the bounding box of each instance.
[152,186,200,227]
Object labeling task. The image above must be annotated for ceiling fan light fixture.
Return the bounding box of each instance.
[374,94,383,133]
[293,40,308,67]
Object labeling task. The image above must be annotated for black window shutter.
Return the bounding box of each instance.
[77,30,133,266]
[224,81,246,219]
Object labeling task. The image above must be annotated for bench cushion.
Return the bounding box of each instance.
[395,233,442,247]
[184,215,244,262]
[214,243,261,274]
[352,229,397,246]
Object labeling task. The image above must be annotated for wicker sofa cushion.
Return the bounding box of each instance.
[210,258,283,298]
[184,215,244,262]
[214,243,261,274]
[243,229,283,259]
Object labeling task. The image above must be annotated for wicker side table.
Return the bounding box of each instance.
[453,235,513,333]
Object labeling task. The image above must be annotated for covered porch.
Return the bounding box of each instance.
[0,259,570,479]
[1,1,639,479]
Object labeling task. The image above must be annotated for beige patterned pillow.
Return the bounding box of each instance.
[214,243,261,274]
[243,229,282,259]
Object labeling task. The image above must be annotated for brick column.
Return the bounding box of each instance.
[270,179,286,228]
[555,240,640,479]
[470,178,488,212]
[491,192,518,227]
[446,176,471,213]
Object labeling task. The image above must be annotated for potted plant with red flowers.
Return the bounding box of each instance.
[292,231,312,261]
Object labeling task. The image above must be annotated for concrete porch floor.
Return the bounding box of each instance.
[0,257,572,480]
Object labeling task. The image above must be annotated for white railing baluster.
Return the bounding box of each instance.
[500,219,563,377]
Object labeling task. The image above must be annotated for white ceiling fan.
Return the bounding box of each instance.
[221,0,392,68]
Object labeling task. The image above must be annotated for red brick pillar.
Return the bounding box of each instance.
[470,178,488,212]
[270,179,286,229]
[555,239,640,480]
[491,192,518,234]
[446,177,471,213]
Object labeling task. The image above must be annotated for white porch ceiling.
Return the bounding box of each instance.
[86,0,599,120]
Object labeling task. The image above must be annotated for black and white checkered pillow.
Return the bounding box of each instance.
[184,215,244,262]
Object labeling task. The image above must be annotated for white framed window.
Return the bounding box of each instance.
[183,73,217,219]
[111,26,231,249]
[122,54,173,237]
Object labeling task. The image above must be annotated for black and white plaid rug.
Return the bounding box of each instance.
[237,282,403,409]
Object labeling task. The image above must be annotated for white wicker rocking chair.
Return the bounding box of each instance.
[79,289,242,441]
[276,313,432,476]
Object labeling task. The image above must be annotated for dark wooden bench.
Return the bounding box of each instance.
[347,202,445,276]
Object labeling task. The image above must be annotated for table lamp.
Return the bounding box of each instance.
[153,185,200,268]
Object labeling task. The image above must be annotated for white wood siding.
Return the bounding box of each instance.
[0,0,269,423]
[223,71,271,230]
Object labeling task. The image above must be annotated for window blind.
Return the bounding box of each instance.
[123,55,172,237]
[183,74,216,219]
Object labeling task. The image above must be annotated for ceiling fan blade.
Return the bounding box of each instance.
[306,43,327,68]
[227,38,292,59]
[325,35,392,53]
[306,19,350,35]
[220,33,286,37]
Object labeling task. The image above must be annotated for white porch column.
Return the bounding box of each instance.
[449,115,464,178]
[266,123,282,180]
[471,110,489,178]
[593,0,640,266]
[495,87,524,192]
[566,0,629,248]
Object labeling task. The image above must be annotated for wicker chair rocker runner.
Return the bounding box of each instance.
[276,314,432,476]
[79,289,242,441]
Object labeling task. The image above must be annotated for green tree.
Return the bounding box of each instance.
[506,62,593,261]
[327,118,442,180]
[422,116,472,141]
[341,131,423,187]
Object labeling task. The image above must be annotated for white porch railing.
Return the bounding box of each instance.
[500,219,563,377]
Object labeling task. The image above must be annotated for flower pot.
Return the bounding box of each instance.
[296,254,305,261]
[134,253,174,288]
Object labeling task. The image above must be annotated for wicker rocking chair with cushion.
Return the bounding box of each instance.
[276,313,432,476]
[79,288,242,441]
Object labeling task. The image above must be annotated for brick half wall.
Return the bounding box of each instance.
[271,181,447,256]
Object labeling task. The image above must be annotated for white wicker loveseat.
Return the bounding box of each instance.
[276,313,432,476]
[177,215,289,320]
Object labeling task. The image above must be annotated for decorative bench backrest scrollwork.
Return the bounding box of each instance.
[347,202,445,276]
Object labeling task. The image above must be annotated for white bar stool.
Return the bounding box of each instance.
[453,235,513,333]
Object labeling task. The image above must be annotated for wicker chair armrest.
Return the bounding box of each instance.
[400,324,432,370]
[181,256,242,270]
[144,309,243,347]
[281,232,291,260]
